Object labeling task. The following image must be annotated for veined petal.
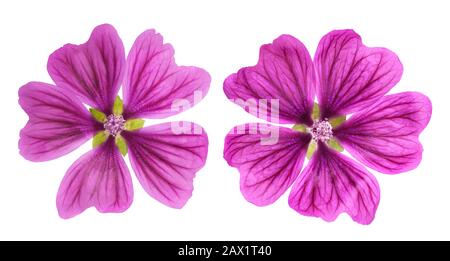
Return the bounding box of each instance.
[123,122,208,208]
[56,139,133,219]
[289,143,380,225]
[123,30,210,119]
[224,123,311,206]
[334,92,432,174]
[19,82,99,162]
[224,35,316,125]
[48,24,126,113]
[314,30,403,118]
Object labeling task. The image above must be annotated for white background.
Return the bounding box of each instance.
[0,0,449,240]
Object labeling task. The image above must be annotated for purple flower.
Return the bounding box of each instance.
[223,30,432,224]
[19,24,210,218]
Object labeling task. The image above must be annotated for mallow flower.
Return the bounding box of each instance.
[19,24,210,218]
[223,30,431,224]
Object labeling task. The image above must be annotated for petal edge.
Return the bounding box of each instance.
[335,92,432,174]
[289,143,380,224]
[48,24,126,113]
[19,82,98,162]
[124,122,208,208]
[224,123,311,206]
[123,30,210,119]
[224,35,315,125]
[57,139,133,219]
[314,29,403,118]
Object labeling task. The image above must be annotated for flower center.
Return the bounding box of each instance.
[309,119,333,142]
[104,114,125,136]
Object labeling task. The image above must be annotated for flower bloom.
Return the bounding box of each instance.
[223,30,431,224]
[19,24,210,218]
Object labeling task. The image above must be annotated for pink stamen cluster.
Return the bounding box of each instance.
[104,114,125,136]
[309,120,333,142]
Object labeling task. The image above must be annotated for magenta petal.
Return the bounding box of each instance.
[314,30,403,118]
[334,92,432,174]
[57,139,133,219]
[123,30,210,119]
[48,24,125,113]
[224,123,311,206]
[123,122,208,208]
[19,82,98,162]
[289,143,380,224]
[224,35,315,125]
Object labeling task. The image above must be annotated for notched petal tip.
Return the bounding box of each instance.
[335,92,432,174]
[56,139,133,219]
[315,29,403,118]
[18,82,97,162]
[224,123,310,206]
[92,23,118,32]
[124,122,208,208]
[289,144,380,225]
[123,29,210,119]
[47,24,126,113]
[223,34,315,125]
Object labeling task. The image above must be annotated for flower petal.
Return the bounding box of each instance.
[224,123,311,206]
[56,139,133,219]
[123,30,210,119]
[123,122,208,208]
[289,143,380,224]
[314,30,403,118]
[48,24,125,113]
[334,92,432,174]
[224,35,315,125]
[19,82,99,162]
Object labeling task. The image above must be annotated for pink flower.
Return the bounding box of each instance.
[223,30,432,224]
[19,24,210,218]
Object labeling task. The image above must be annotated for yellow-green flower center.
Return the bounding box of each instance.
[90,96,145,157]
